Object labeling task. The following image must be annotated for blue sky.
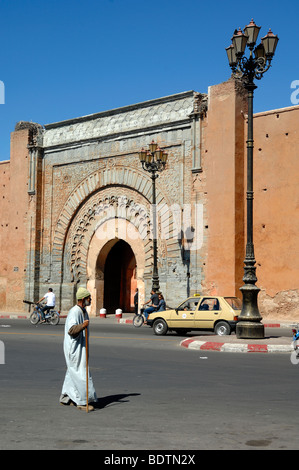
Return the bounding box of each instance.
[0,0,297,161]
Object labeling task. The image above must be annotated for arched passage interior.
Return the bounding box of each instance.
[86,218,147,316]
[101,239,137,314]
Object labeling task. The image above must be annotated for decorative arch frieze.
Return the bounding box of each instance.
[51,165,181,285]
[67,189,153,283]
[52,166,152,266]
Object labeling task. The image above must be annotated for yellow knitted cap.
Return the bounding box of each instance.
[76,287,91,300]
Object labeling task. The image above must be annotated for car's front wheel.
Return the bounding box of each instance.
[153,319,168,336]
[214,321,231,336]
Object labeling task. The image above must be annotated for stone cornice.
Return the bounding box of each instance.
[43,91,196,150]
[43,119,192,153]
[44,91,195,130]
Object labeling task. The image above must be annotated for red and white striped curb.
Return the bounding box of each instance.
[0,314,295,328]
[0,314,125,320]
[0,314,68,319]
[180,338,292,353]
[0,315,28,319]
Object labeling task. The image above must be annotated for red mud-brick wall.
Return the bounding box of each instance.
[0,129,30,311]
[0,160,11,307]
[202,79,247,298]
[252,105,299,318]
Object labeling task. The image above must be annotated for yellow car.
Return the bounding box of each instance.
[147,295,241,336]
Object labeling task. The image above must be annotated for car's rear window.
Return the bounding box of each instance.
[224,297,242,310]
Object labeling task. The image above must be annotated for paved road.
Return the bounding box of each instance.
[0,319,299,450]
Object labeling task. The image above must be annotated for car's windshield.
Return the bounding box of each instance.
[224,297,242,310]
[177,299,199,311]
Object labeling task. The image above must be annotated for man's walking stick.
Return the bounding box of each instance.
[85,326,89,413]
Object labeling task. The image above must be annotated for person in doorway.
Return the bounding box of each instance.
[134,288,139,315]
[38,287,56,322]
[60,287,97,411]
[143,289,159,322]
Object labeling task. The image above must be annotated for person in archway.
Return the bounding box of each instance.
[143,289,159,322]
[60,287,97,411]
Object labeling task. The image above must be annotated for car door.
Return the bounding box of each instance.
[169,298,198,329]
[194,297,221,329]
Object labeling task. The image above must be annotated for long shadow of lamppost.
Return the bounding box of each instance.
[226,20,279,339]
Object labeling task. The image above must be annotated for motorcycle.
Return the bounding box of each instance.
[133,311,145,327]
[23,300,60,326]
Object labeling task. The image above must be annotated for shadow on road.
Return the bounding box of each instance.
[94,393,141,409]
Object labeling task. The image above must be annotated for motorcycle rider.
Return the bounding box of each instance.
[38,288,56,322]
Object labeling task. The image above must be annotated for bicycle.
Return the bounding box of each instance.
[133,309,146,327]
[23,300,60,326]
[133,305,156,327]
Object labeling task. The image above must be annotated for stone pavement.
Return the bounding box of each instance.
[1,311,297,353]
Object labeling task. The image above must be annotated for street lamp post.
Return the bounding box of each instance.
[226,20,279,339]
[139,141,168,292]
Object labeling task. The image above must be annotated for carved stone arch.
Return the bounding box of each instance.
[86,218,147,315]
[65,187,153,284]
[52,165,154,268]
[52,164,183,313]
[53,165,180,263]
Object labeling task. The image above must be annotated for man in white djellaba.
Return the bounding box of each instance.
[60,287,97,411]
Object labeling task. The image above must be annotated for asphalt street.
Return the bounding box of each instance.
[0,318,299,451]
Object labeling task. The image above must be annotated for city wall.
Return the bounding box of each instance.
[0,79,298,319]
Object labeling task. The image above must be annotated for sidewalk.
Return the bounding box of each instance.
[116,314,296,353]
[1,310,297,327]
[1,311,296,353]
[93,313,296,353]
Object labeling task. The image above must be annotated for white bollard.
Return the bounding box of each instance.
[115,308,122,319]
[100,308,107,318]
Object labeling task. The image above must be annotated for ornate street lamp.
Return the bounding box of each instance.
[139,141,168,291]
[226,20,279,339]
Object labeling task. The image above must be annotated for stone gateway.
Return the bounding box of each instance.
[1,79,299,320]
